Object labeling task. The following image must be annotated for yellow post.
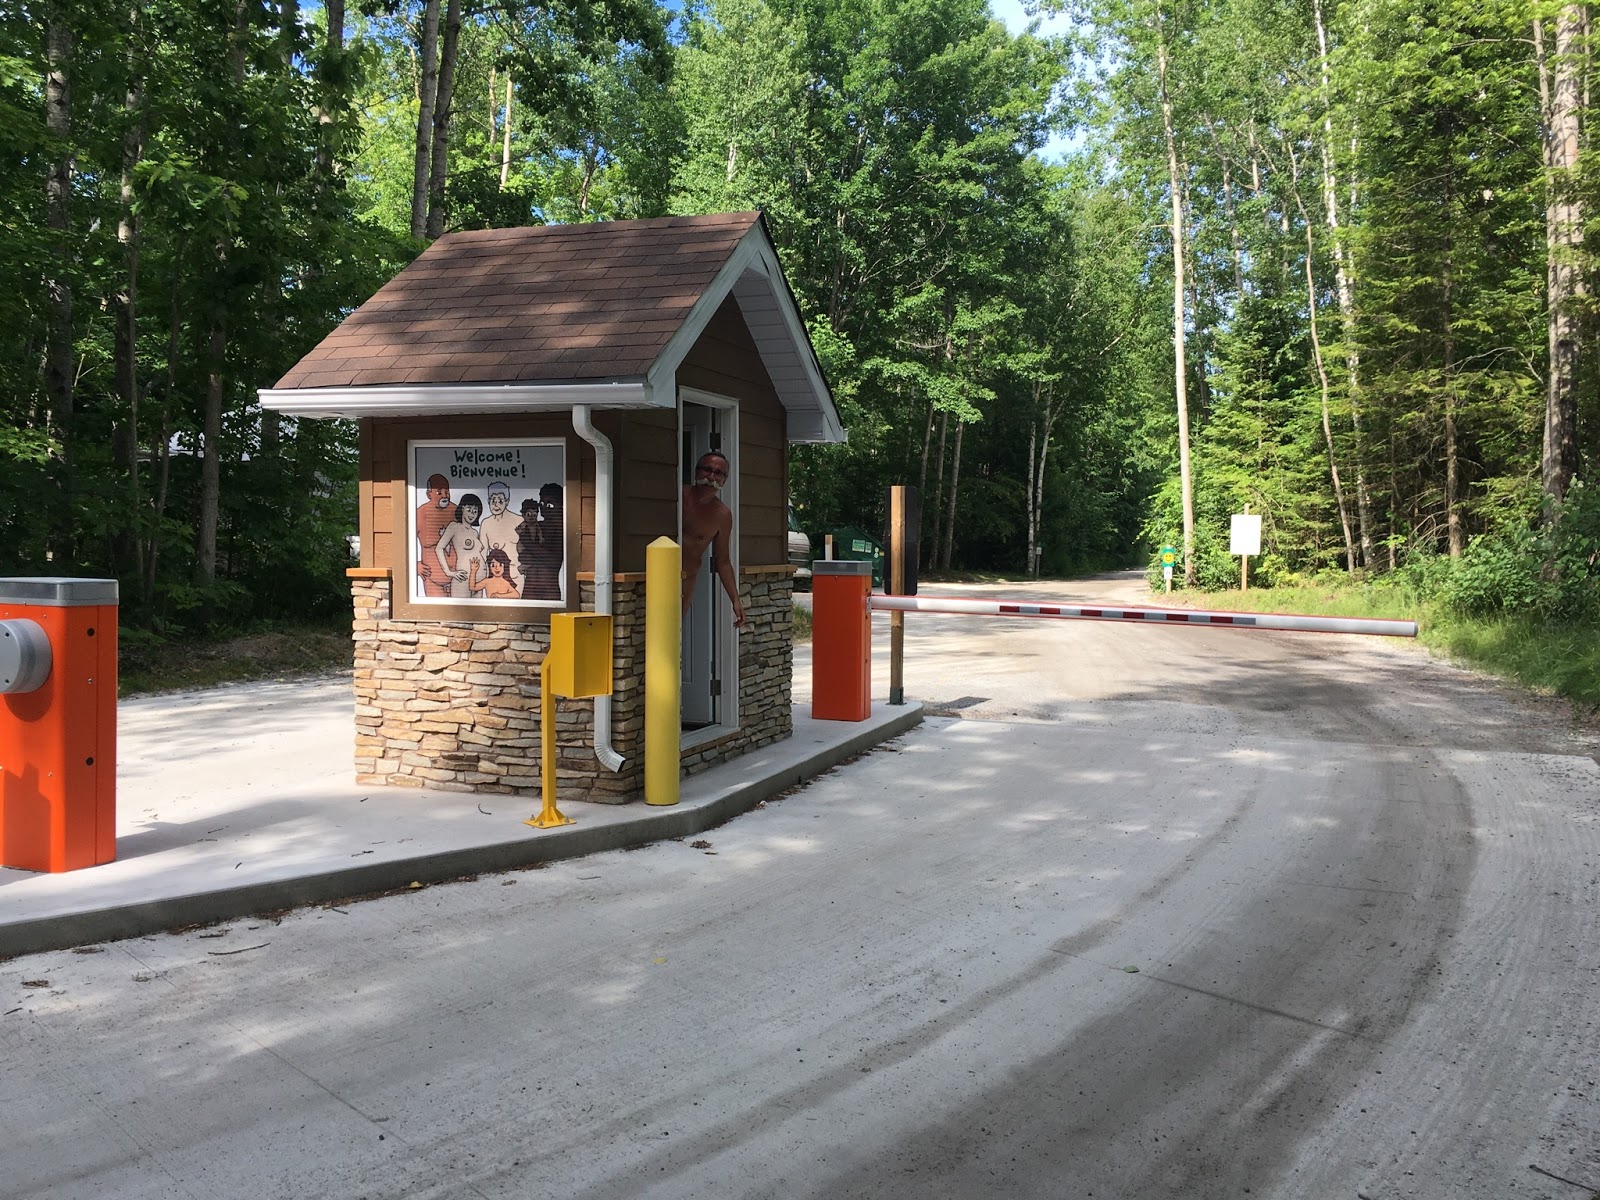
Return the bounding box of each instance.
[645,535,681,806]
[525,653,574,828]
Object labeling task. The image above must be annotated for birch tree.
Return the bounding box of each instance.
[1535,3,1586,511]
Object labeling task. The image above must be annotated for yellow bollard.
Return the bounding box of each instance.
[645,535,681,806]
[526,654,574,828]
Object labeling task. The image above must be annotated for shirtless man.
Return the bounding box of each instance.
[415,474,454,597]
[682,450,745,627]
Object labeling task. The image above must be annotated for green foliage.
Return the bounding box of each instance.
[1424,613,1600,709]
[11,0,1585,642]
[0,0,413,633]
[1438,480,1600,624]
[1439,526,1552,619]
[117,620,355,695]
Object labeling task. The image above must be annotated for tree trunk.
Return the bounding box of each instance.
[578,151,598,216]
[1027,419,1039,575]
[1314,0,1376,568]
[1191,249,1213,416]
[113,14,146,576]
[1155,2,1197,587]
[940,418,964,571]
[1217,135,1244,298]
[145,271,183,605]
[199,323,227,586]
[410,0,441,239]
[928,409,948,568]
[1028,379,1061,577]
[918,393,934,498]
[1443,237,1463,558]
[315,0,345,184]
[199,0,250,590]
[1387,438,1400,571]
[1536,10,1585,511]
[499,76,513,189]
[424,0,461,239]
[1288,141,1357,572]
[44,2,74,562]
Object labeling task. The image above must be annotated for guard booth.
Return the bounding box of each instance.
[260,213,844,802]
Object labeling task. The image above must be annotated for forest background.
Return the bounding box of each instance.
[4,0,1597,694]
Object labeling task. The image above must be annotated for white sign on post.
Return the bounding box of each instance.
[1230,513,1262,557]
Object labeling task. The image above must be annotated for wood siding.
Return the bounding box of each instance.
[616,407,677,574]
[678,298,789,568]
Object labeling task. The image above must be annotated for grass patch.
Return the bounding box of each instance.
[921,569,1031,585]
[1171,584,1600,711]
[118,622,352,697]
[1422,613,1600,709]
[792,599,812,643]
[1172,584,1418,622]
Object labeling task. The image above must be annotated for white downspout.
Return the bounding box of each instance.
[572,405,624,772]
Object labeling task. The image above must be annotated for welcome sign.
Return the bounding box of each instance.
[408,438,566,607]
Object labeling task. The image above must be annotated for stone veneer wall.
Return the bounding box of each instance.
[351,569,793,803]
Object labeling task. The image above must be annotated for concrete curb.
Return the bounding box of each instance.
[0,704,923,959]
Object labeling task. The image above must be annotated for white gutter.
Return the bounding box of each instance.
[572,405,624,772]
[258,379,655,419]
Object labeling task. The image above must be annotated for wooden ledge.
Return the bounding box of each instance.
[577,564,793,583]
[346,568,392,579]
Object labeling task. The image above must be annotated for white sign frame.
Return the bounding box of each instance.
[1230,513,1263,557]
[407,438,567,608]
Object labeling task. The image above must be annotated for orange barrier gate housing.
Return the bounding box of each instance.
[811,560,873,722]
[0,578,118,872]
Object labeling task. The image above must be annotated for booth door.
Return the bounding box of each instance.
[680,396,738,732]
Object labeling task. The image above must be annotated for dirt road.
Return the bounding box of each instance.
[4,573,1597,1199]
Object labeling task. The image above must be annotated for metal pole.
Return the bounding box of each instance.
[888,486,906,705]
[644,536,681,806]
[526,653,574,828]
[867,594,1417,638]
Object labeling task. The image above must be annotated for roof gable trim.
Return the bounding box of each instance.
[647,224,844,445]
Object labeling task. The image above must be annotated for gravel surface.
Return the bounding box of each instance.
[4,572,1597,1200]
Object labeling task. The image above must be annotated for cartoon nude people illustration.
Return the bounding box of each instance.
[516,483,564,601]
[478,481,524,593]
[415,474,454,597]
[435,493,485,599]
[470,547,521,599]
[412,441,565,604]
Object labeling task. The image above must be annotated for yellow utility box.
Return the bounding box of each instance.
[545,613,614,699]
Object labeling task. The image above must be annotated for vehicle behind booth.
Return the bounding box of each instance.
[829,526,884,589]
[788,506,812,589]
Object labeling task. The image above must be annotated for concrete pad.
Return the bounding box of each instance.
[0,676,920,958]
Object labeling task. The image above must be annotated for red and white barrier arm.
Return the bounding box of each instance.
[868,594,1417,638]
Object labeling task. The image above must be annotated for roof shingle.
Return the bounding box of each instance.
[275,213,762,390]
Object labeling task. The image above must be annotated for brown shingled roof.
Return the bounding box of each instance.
[275,212,763,390]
